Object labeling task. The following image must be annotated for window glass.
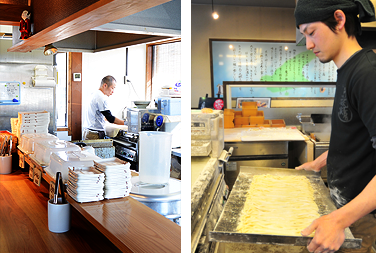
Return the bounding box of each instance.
[55,53,68,127]
[151,42,181,101]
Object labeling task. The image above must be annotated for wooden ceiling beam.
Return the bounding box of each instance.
[7,0,171,52]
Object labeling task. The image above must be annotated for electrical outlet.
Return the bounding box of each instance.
[124,76,131,84]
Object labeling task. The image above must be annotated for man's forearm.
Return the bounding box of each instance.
[330,175,376,228]
[313,150,328,170]
[114,117,125,125]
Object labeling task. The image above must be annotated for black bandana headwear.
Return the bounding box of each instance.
[295,0,376,28]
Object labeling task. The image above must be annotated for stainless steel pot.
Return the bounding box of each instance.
[130,177,181,224]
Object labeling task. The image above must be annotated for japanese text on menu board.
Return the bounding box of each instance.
[211,40,337,97]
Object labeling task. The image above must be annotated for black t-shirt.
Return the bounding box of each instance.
[327,48,376,213]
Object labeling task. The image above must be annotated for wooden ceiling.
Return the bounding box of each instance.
[0,0,172,52]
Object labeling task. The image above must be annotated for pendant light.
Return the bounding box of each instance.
[44,44,58,56]
[212,0,219,20]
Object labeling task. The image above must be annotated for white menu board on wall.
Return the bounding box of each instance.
[0,81,21,105]
[210,40,337,97]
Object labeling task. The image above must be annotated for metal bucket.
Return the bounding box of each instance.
[130,176,181,224]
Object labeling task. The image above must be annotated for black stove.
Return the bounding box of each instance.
[113,130,139,171]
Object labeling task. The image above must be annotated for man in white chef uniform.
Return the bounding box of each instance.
[83,75,125,140]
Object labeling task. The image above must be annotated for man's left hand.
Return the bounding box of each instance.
[302,214,346,253]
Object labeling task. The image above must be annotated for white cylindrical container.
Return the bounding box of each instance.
[48,197,70,233]
[0,155,12,174]
[139,131,172,184]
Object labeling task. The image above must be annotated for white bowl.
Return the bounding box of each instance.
[133,101,150,109]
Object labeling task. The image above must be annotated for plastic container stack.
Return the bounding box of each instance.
[31,140,81,165]
[45,150,101,183]
[67,166,105,203]
[94,158,132,199]
[191,109,224,158]
[16,111,50,138]
[19,133,58,154]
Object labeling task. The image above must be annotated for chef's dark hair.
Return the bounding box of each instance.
[322,12,360,37]
[101,75,116,87]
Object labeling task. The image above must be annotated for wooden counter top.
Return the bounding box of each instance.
[0,171,122,253]
[17,149,181,253]
[67,195,181,253]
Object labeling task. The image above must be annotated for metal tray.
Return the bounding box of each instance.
[209,167,361,249]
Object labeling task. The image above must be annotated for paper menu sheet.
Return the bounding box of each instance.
[0,81,20,104]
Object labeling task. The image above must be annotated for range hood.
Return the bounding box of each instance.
[5,0,180,53]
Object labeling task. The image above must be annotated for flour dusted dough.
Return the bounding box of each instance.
[237,174,320,236]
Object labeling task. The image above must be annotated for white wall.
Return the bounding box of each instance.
[82,44,147,129]
[191,4,296,107]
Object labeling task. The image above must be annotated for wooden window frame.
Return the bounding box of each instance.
[145,38,181,101]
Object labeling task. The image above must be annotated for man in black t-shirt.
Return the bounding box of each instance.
[294,0,376,252]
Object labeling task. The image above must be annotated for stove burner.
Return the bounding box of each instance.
[114,130,139,143]
[113,131,139,171]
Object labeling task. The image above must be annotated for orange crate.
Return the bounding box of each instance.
[262,119,271,127]
[0,130,18,153]
[224,122,234,128]
[248,120,271,127]
[224,109,234,115]
[234,117,249,126]
[271,119,286,127]
[242,101,257,108]
[242,108,258,117]
[224,113,235,128]
[234,111,242,117]
[249,111,264,125]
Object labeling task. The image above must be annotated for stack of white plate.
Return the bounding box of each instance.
[67,166,105,203]
[94,158,132,199]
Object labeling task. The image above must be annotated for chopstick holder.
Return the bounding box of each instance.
[53,172,66,204]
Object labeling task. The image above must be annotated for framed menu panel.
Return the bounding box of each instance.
[210,40,337,97]
[223,82,336,109]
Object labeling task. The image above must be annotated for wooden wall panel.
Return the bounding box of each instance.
[0,4,31,25]
[68,52,82,141]
[0,0,28,4]
[145,45,153,101]
[32,0,99,33]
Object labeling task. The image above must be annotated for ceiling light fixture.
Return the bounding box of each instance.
[212,0,219,20]
[43,44,58,56]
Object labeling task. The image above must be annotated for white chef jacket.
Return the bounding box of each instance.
[85,90,110,131]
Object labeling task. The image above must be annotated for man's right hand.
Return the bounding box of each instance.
[295,150,328,173]
[295,161,321,172]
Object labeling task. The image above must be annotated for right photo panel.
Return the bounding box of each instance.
[191,0,376,252]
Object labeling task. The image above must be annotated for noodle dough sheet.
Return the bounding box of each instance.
[237,174,320,237]
[209,167,361,248]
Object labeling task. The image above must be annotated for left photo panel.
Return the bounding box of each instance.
[0,0,182,252]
